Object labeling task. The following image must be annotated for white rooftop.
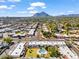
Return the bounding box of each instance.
[28,29,35,35]
[11,42,25,57]
[28,41,65,46]
[59,42,78,59]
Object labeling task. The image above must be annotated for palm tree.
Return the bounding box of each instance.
[3,37,13,44]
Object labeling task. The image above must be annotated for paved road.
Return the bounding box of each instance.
[0,43,15,58]
[71,44,79,57]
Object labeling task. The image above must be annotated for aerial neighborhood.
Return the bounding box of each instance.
[0,0,79,59]
[0,16,79,59]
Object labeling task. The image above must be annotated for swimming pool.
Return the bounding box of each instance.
[37,48,47,55]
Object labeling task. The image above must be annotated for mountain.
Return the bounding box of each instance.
[33,12,50,17]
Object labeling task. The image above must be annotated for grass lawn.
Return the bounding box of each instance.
[26,48,39,58]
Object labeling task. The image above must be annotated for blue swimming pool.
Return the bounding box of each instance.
[39,48,47,54]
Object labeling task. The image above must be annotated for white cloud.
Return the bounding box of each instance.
[27,7,35,10]
[0,0,21,2]
[0,0,5,2]
[29,10,38,14]
[0,5,8,9]
[30,2,46,9]
[8,5,15,9]
[67,11,74,13]
[27,2,46,12]
[0,5,15,10]
[8,0,21,2]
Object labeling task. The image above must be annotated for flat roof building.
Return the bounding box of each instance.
[10,42,26,57]
[27,29,36,36]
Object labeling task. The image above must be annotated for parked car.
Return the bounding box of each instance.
[0,42,4,49]
[0,42,9,49]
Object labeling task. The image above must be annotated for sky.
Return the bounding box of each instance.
[0,0,79,17]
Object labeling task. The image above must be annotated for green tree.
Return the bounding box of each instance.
[42,31,52,38]
[48,46,60,57]
[4,37,13,44]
